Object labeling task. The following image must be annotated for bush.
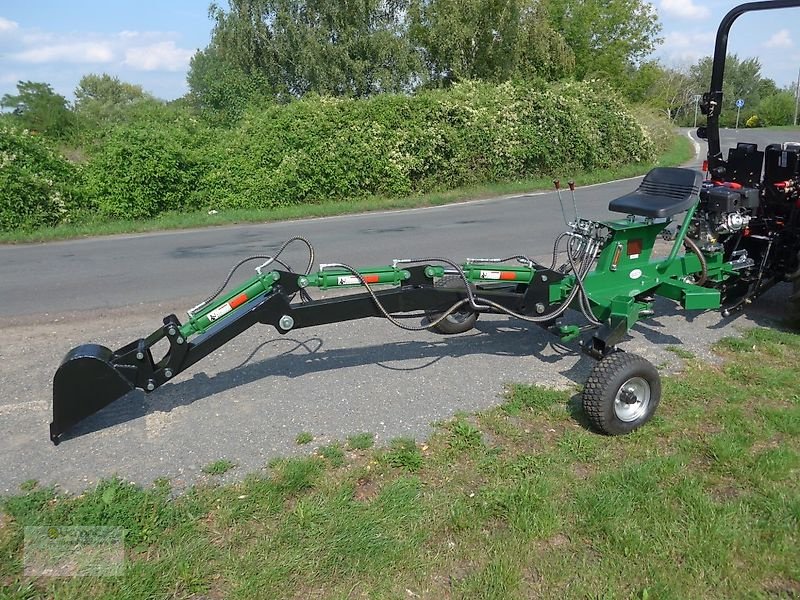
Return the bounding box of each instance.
[82,123,204,219]
[745,114,762,128]
[0,126,83,230]
[758,92,796,127]
[631,106,675,156]
[198,80,656,210]
[2,80,661,229]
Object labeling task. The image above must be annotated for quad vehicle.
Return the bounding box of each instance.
[49,0,800,444]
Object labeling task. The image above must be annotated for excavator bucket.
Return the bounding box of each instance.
[50,344,135,445]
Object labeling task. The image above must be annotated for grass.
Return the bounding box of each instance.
[201,459,236,476]
[346,432,375,450]
[2,324,797,598]
[295,431,313,445]
[0,134,694,245]
[316,443,346,468]
[666,344,695,359]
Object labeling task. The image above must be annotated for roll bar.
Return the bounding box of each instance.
[699,0,800,177]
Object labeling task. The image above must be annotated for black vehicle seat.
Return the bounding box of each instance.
[608,167,703,219]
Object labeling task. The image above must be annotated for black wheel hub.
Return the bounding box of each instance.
[619,389,637,405]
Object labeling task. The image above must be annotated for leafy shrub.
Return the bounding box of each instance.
[758,92,796,127]
[745,114,762,128]
[0,126,83,230]
[199,80,656,210]
[82,123,203,219]
[2,80,660,229]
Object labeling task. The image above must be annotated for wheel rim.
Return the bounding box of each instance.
[447,309,473,324]
[613,377,651,422]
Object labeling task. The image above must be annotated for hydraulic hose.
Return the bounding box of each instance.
[682,236,708,286]
[189,236,315,315]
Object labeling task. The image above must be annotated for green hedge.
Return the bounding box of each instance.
[1,80,657,231]
[198,80,655,210]
[0,127,82,230]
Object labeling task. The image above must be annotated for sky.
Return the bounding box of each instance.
[0,0,798,104]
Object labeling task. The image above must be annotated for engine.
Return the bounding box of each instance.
[691,182,759,250]
[688,140,800,309]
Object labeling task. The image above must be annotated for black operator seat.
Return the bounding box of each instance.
[608,167,703,219]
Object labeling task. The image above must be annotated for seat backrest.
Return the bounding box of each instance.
[608,167,703,219]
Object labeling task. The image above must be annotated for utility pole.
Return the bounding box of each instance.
[794,65,800,127]
[693,94,701,128]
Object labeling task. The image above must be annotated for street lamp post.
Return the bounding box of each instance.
[693,94,702,128]
[794,65,800,127]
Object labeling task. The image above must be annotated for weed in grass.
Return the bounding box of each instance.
[346,432,375,450]
[202,459,236,476]
[503,385,568,415]
[448,419,484,453]
[18,480,37,493]
[317,444,346,468]
[270,457,323,494]
[454,553,522,599]
[295,431,313,445]
[480,478,562,538]
[384,438,423,472]
[556,429,603,462]
[666,345,695,359]
[715,336,756,353]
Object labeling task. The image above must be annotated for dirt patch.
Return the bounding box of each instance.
[709,483,741,502]
[763,577,800,598]
[353,477,380,502]
[0,511,12,533]
[571,462,594,480]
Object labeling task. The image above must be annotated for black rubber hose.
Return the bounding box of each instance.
[683,236,708,286]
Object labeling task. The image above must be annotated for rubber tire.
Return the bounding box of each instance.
[582,352,661,436]
[425,276,479,335]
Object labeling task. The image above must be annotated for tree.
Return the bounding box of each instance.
[408,0,574,85]
[73,74,153,130]
[188,0,420,112]
[543,0,661,85]
[187,44,269,124]
[689,54,765,124]
[647,64,694,122]
[758,91,795,126]
[1,81,74,138]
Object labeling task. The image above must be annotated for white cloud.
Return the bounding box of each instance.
[659,30,715,62]
[13,42,114,64]
[0,17,18,34]
[123,41,193,71]
[764,29,793,49]
[660,0,710,19]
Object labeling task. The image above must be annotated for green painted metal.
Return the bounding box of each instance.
[177,206,733,347]
[558,324,582,342]
[541,209,730,337]
[657,201,699,274]
[181,271,280,338]
[305,267,411,289]
[655,279,720,310]
[461,264,534,283]
[424,264,534,282]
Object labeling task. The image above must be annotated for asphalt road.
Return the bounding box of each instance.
[1,127,798,493]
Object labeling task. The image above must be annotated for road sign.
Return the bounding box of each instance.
[736,98,745,108]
